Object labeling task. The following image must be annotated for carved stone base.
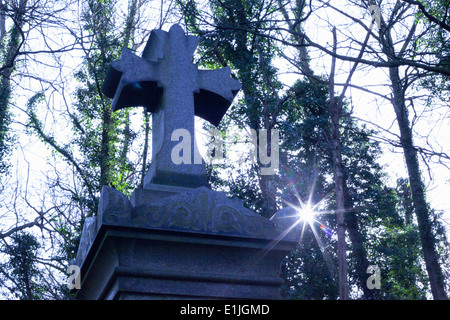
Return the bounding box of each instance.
[73,185,298,300]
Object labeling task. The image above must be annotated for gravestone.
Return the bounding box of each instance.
[72,24,299,300]
[102,24,241,188]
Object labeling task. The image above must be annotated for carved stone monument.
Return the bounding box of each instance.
[72,24,298,300]
[102,24,241,188]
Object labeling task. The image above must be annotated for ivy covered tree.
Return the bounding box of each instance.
[26,0,144,220]
[415,0,450,103]
[176,0,444,299]
[20,0,152,297]
[0,0,448,300]
[277,78,430,299]
[0,232,47,300]
[179,0,288,218]
[70,0,136,213]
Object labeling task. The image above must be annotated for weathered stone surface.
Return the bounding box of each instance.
[130,184,192,207]
[75,185,300,269]
[74,216,97,268]
[74,23,294,300]
[90,185,292,241]
[102,24,241,188]
[75,185,132,267]
[75,228,290,300]
[97,185,133,225]
[270,206,302,241]
[73,185,299,299]
[103,24,240,127]
[131,186,278,239]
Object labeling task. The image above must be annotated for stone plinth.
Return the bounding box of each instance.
[73,185,299,300]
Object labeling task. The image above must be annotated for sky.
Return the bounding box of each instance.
[298,2,450,228]
[1,0,450,301]
[2,0,449,248]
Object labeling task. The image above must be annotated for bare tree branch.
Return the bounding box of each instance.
[401,0,450,32]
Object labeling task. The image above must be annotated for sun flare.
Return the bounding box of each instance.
[297,205,317,223]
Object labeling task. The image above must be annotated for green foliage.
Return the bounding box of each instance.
[1,0,445,300]
[0,98,13,176]
[20,0,143,299]
[50,214,83,265]
[184,0,285,217]
[0,11,24,177]
[186,0,283,130]
[179,0,433,299]
[415,0,450,101]
[0,232,49,300]
[375,224,428,299]
[66,0,137,214]
[282,229,339,300]
[247,75,428,299]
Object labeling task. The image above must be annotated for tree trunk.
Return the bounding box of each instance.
[0,0,26,173]
[364,0,448,299]
[343,184,376,299]
[389,65,448,300]
[258,130,278,218]
[0,0,6,45]
[100,102,112,187]
[328,27,349,300]
[329,106,350,300]
[23,268,33,300]
[232,2,278,218]
[141,110,150,187]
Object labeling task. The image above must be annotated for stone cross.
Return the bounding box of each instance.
[102,24,241,188]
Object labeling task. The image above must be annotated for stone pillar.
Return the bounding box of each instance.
[73,185,298,300]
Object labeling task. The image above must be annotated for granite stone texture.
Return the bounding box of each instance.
[74,24,297,300]
[102,24,241,188]
[74,185,299,299]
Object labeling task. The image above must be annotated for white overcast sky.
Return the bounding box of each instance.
[2,0,449,237]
